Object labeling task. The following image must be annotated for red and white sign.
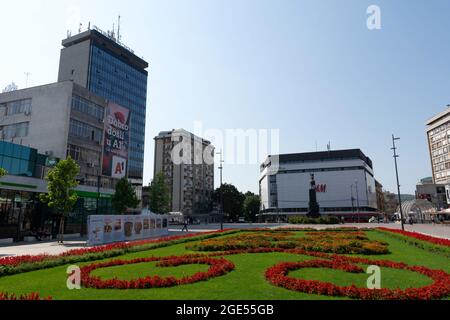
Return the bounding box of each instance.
[315,184,327,193]
[111,156,127,179]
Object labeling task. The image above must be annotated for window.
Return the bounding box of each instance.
[67,144,81,161]
[2,99,32,116]
[71,95,105,120]
[69,119,102,143]
[2,122,29,139]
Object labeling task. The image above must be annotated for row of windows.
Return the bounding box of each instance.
[71,95,105,121]
[434,162,450,173]
[0,141,36,161]
[431,137,450,150]
[433,154,450,165]
[91,70,147,102]
[1,122,29,140]
[276,166,368,175]
[91,46,147,90]
[0,156,34,177]
[0,99,32,116]
[69,119,102,143]
[431,147,448,158]
[429,122,450,137]
[429,129,449,143]
[90,54,147,104]
[435,171,450,180]
[90,83,146,116]
[66,144,101,168]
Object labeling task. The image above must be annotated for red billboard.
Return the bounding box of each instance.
[102,102,131,178]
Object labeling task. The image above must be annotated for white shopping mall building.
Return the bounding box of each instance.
[259,149,379,222]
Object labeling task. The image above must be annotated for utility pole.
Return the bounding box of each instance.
[350,184,355,215]
[96,151,102,216]
[217,150,224,230]
[392,135,405,231]
[355,180,360,223]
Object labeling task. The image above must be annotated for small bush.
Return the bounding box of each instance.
[288,216,340,225]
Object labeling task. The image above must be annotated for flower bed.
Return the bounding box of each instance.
[1,229,448,300]
[187,231,389,255]
[265,256,450,300]
[377,228,450,247]
[0,229,237,277]
[0,292,52,300]
[80,255,235,289]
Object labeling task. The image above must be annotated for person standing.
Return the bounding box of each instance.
[181,217,189,232]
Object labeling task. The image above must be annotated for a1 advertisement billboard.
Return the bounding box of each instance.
[102,102,131,179]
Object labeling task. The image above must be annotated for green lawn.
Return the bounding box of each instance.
[0,230,448,300]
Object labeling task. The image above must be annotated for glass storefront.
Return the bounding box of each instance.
[0,189,41,240]
[0,141,116,241]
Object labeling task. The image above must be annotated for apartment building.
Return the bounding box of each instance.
[154,129,214,215]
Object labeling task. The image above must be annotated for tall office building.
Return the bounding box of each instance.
[58,27,149,183]
[425,107,450,185]
[154,129,215,215]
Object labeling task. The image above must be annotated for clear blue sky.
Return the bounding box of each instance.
[1,0,450,195]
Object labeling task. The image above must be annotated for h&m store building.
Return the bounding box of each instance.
[259,149,379,222]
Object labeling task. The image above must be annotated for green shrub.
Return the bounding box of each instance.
[288,216,340,225]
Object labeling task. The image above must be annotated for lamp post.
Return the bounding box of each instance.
[391,135,405,231]
[355,180,360,223]
[217,150,224,231]
[350,184,355,216]
[95,155,102,216]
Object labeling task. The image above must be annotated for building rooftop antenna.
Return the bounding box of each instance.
[24,72,32,88]
[117,15,121,41]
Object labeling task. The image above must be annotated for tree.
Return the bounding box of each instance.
[112,177,140,214]
[39,157,79,244]
[0,168,7,177]
[243,192,260,223]
[148,172,171,214]
[213,184,245,222]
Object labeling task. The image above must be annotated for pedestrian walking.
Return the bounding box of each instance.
[181,218,189,232]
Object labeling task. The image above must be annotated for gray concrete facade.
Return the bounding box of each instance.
[0,81,119,190]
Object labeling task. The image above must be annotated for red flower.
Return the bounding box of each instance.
[378,228,450,247]
[0,230,232,268]
[79,255,235,289]
[265,257,450,300]
[0,292,52,300]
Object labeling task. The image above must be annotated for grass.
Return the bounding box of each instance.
[0,230,448,300]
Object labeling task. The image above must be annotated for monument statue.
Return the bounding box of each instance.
[307,173,320,218]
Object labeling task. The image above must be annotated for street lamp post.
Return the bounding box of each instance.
[350,184,355,217]
[391,134,405,231]
[95,154,102,216]
[355,180,360,223]
[217,150,224,231]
